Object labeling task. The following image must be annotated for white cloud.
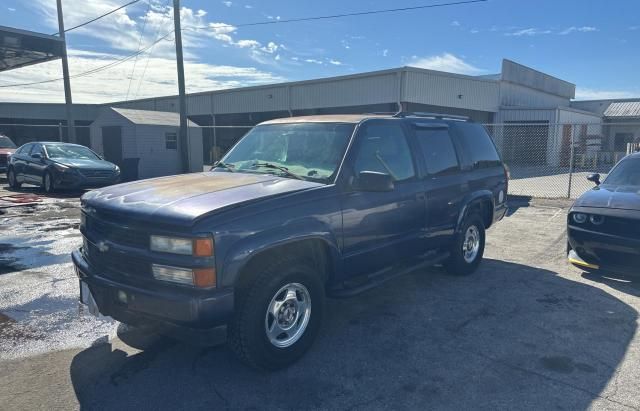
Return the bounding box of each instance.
[382,49,389,57]
[329,59,343,66]
[470,29,479,34]
[8,7,16,11]
[0,50,284,103]
[559,26,598,35]
[304,59,323,65]
[451,20,460,27]
[630,26,640,31]
[408,53,484,75]
[575,87,636,100]
[244,4,253,8]
[505,28,552,36]
[222,1,232,7]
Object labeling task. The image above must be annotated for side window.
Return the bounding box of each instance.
[414,127,460,176]
[165,132,178,150]
[455,123,501,169]
[30,143,43,156]
[353,122,415,182]
[20,144,33,156]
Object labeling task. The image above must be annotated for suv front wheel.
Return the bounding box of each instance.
[228,256,324,370]
[444,213,485,276]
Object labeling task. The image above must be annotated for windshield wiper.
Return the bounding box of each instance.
[252,162,304,180]
[213,161,235,172]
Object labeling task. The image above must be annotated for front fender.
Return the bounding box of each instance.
[219,219,341,288]
[455,190,494,232]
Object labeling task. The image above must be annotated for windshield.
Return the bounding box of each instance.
[45,144,100,160]
[0,136,16,149]
[220,123,355,182]
[604,158,640,186]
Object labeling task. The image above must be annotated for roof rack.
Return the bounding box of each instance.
[393,111,470,121]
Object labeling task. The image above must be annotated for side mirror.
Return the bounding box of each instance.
[355,171,394,192]
[587,173,601,185]
[31,153,42,160]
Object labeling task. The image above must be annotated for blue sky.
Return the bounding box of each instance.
[0,0,638,103]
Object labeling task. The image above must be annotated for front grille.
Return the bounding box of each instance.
[588,215,640,238]
[79,169,115,178]
[85,240,151,279]
[84,214,149,248]
[0,154,7,166]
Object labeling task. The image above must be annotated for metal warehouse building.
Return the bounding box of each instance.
[0,58,638,175]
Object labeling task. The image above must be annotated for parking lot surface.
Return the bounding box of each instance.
[1,181,640,410]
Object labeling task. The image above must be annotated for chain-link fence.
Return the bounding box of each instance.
[3,121,640,200]
[485,122,640,199]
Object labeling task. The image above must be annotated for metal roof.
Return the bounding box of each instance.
[0,26,64,72]
[604,101,640,118]
[260,114,390,125]
[111,107,198,126]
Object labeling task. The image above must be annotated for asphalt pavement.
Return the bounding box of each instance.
[1,183,640,410]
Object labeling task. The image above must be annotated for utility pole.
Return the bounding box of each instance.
[56,0,75,143]
[173,0,189,173]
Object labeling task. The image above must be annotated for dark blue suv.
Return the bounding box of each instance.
[72,113,508,369]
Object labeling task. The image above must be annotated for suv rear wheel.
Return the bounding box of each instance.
[444,213,485,276]
[228,256,324,370]
[43,171,56,193]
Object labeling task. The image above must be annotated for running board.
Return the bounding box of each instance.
[328,250,449,298]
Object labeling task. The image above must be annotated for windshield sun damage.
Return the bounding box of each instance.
[45,144,100,160]
[604,158,640,186]
[219,123,355,183]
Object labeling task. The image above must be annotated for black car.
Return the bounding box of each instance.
[72,113,508,370]
[7,142,120,193]
[568,152,640,275]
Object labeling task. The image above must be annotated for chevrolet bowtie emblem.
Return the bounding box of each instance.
[96,241,109,253]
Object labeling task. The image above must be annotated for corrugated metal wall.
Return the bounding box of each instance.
[0,103,99,121]
[403,70,500,112]
[500,82,569,108]
[501,59,575,99]
[493,108,557,123]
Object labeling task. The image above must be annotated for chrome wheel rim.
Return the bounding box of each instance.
[462,225,480,263]
[45,174,51,192]
[8,170,15,186]
[265,282,311,348]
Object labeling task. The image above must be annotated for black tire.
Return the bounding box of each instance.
[7,168,21,189]
[43,171,55,193]
[444,213,485,276]
[228,256,325,370]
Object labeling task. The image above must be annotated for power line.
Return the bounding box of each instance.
[0,30,175,88]
[1,0,487,89]
[51,0,142,35]
[190,0,488,30]
[134,0,172,99]
[124,0,153,100]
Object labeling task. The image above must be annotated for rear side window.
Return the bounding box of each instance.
[455,123,501,169]
[353,122,415,182]
[414,127,460,176]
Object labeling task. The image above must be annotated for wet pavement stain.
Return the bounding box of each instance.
[539,355,596,374]
[0,243,27,275]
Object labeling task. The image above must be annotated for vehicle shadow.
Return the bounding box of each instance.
[581,270,640,298]
[69,259,637,410]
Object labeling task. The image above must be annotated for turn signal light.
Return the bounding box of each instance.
[193,268,216,288]
[194,238,214,257]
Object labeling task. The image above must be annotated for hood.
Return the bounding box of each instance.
[82,171,323,225]
[574,184,640,212]
[53,158,116,169]
[0,148,15,155]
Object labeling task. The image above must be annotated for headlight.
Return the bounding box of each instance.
[572,213,587,224]
[152,264,216,288]
[53,163,70,172]
[590,215,604,225]
[150,235,214,256]
[114,165,120,174]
